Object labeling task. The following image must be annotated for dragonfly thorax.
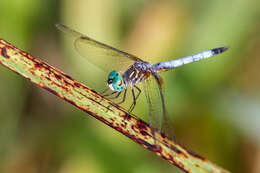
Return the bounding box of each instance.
[107,70,126,92]
[122,62,151,87]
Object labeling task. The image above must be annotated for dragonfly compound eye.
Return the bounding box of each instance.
[107,78,113,84]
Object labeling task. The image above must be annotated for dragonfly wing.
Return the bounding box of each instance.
[143,73,175,141]
[143,78,163,135]
[56,24,143,72]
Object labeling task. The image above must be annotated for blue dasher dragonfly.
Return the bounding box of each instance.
[56,24,229,140]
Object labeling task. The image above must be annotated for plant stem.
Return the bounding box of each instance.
[0,38,229,173]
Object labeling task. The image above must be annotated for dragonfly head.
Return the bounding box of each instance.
[107,70,125,92]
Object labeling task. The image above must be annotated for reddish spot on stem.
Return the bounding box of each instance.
[74,82,80,87]
[136,120,148,131]
[124,114,131,121]
[54,73,62,80]
[140,130,149,136]
[42,86,59,96]
[63,79,71,86]
[1,47,9,59]
[63,74,72,80]
[34,62,42,68]
[186,150,206,161]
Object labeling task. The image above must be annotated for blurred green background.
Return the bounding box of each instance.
[0,0,260,172]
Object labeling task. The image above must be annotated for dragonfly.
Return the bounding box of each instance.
[56,24,229,140]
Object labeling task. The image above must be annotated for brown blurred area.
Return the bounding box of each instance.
[0,0,260,172]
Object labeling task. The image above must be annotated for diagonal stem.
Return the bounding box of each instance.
[0,38,229,173]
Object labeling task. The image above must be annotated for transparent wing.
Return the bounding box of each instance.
[143,77,163,136]
[143,74,175,140]
[56,24,143,72]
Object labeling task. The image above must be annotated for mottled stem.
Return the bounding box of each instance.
[0,38,229,173]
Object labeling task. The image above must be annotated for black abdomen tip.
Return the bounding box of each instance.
[212,46,230,55]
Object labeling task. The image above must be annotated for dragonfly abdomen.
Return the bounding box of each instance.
[153,46,229,73]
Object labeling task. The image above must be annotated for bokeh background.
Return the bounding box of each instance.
[0,0,260,172]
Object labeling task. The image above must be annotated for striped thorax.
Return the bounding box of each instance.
[123,61,152,87]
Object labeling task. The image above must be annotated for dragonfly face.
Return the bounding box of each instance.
[107,70,126,92]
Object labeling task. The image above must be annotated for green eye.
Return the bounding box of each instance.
[107,70,125,92]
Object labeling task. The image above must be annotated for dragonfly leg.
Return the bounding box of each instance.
[116,88,127,105]
[108,91,122,100]
[134,85,141,100]
[128,88,137,113]
[103,91,117,97]
[128,86,142,113]
[104,92,121,112]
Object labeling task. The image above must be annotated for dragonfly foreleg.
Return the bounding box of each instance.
[108,91,122,100]
[116,88,127,105]
[103,91,117,97]
[128,86,142,113]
